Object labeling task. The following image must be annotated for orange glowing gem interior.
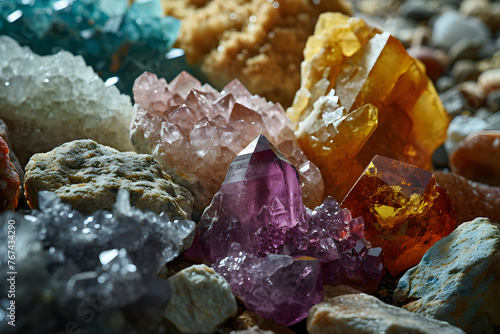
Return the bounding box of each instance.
[341,155,456,275]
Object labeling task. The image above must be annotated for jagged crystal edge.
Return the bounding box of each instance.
[0,189,195,328]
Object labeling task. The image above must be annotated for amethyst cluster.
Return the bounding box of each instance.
[186,135,385,325]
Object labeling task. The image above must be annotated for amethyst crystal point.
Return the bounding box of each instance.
[213,243,323,326]
[131,71,324,213]
[186,135,307,262]
[187,135,385,293]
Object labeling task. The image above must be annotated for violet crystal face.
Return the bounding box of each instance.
[186,135,385,325]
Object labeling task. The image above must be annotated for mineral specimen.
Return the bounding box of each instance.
[131,71,323,212]
[287,12,450,199]
[186,135,384,292]
[435,171,500,225]
[0,0,186,95]
[0,136,19,211]
[394,218,500,334]
[341,155,456,275]
[0,36,134,165]
[24,139,194,219]
[0,118,23,185]
[165,264,237,333]
[307,294,466,334]
[0,189,195,332]
[213,243,323,326]
[449,131,500,186]
[163,0,353,107]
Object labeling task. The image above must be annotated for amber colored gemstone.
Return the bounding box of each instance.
[0,137,19,211]
[450,131,500,187]
[287,13,449,200]
[341,156,456,275]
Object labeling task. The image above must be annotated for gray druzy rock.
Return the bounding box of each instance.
[0,36,134,165]
[165,264,237,333]
[24,139,193,219]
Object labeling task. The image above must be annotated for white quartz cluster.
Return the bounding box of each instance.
[0,36,135,165]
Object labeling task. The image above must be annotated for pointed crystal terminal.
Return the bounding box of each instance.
[131,71,324,213]
[342,155,456,275]
[186,135,384,297]
[287,13,450,200]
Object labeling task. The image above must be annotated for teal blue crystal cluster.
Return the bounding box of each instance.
[0,0,189,95]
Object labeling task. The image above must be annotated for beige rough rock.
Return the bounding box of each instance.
[232,310,295,334]
[163,0,352,107]
[307,294,465,334]
[24,140,193,219]
[164,264,237,333]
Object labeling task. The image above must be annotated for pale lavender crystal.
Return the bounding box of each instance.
[186,135,385,293]
[213,243,323,326]
[131,71,324,212]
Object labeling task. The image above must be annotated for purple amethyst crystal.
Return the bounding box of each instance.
[186,135,385,299]
[213,243,323,326]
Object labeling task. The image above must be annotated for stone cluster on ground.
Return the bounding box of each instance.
[0,0,499,333]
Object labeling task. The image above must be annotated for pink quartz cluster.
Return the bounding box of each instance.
[131,71,324,212]
[186,136,384,323]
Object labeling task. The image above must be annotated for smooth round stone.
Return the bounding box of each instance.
[407,46,447,81]
[487,89,500,112]
[410,25,432,47]
[478,68,500,94]
[459,81,486,109]
[448,38,482,64]
[432,11,491,50]
[450,59,480,83]
[450,131,500,186]
[399,1,437,22]
[436,75,456,93]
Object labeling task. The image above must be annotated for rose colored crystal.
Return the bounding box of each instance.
[341,155,456,275]
[0,137,19,211]
[186,135,384,293]
[131,71,323,213]
[213,243,323,326]
[287,13,449,200]
[449,131,500,187]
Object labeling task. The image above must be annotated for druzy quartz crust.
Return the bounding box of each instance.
[0,0,186,95]
[0,189,196,332]
[186,135,385,325]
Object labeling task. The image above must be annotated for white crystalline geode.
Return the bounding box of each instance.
[131,71,324,213]
[0,36,135,165]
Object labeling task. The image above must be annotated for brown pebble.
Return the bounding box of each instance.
[232,310,295,334]
[478,68,500,94]
[435,171,500,225]
[323,285,363,300]
[450,131,500,187]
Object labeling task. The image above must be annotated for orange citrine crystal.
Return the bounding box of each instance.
[287,13,450,200]
[341,156,456,275]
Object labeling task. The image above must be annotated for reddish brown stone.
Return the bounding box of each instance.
[0,137,19,211]
[450,131,500,186]
[341,156,456,275]
[435,171,500,225]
